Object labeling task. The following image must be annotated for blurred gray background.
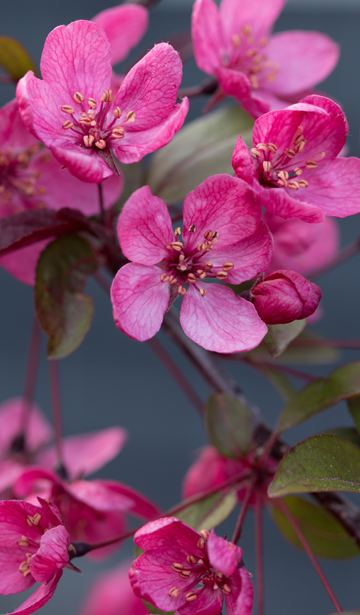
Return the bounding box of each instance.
[0,1,359,614]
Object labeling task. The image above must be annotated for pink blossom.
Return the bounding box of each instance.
[0,498,72,614]
[251,270,321,325]
[182,446,277,507]
[14,466,162,560]
[78,561,148,615]
[191,0,339,117]
[130,518,253,615]
[16,21,188,183]
[264,212,339,276]
[232,95,360,223]
[0,99,122,285]
[111,176,273,353]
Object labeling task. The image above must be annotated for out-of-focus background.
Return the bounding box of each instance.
[0,1,359,614]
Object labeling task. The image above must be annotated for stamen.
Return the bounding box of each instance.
[216,271,228,280]
[212,231,218,239]
[188,224,196,232]
[287,181,299,190]
[114,107,121,119]
[17,538,29,547]
[242,24,252,35]
[185,592,197,602]
[305,160,318,169]
[250,148,261,157]
[200,529,210,541]
[296,141,306,153]
[171,241,184,251]
[187,555,197,565]
[32,514,41,526]
[80,118,92,126]
[62,120,74,129]
[95,140,107,150]
[197,537,205,549]
[223,262,234,271]
[263,161,271,172]
[294,167,302,176]
[249,75,259,89]
[232,34,240,47]
[179,570,191,579]
[267,143,278,153]
[177,264,187,271]
[126,111,136,122]
[160,274,169,283]
[178,286,186,295]
[73,92,84,104]
[169,587,180,597]
[88,98,97,110]
[216,572,223,581]
[222,584,231,595]
[111,127,125,139]
[204,230,213,240]
[213,583,219,590]
[298,180,309,188]
[200,289,207,297]
[171,563,184,572]
[278,171,289,182]
[187,273,197,283]
[286,149,295,158]
[174,227,181,236]
[199,272,207,279]
[83,135,95,148]
[61,105,75,114]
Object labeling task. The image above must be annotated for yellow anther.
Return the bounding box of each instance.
[61,105,75,114]
[188,224,196,232]
[126,110,136,122]
[174,227,181,236]
[95,140,107,150]
[223,262,234,271]
[288,181,299,190]
[200,289,206,297]
[62,120,74,129]
[73,92,84,104]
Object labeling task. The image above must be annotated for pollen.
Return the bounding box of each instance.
[185,592,197,601]
[88,98,97,109]
[95,140,107,150]
[171,563,184,572]
[200,289,207,297]
[61,105,75,114]
[62,120,74,129]
[188,224,196,232]
[73,92,84,104]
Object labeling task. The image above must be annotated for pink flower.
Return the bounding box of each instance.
[0,498,72,614]
[14,466,162,560]
[111,176,273,353]
[78,561,148,615]
[232,95,360,223]
[0,99,122,285]
[264,212,339,276]
[191,0,339,118]
[251,270,321,325]
[16,20,188,183]
[183,446,277,507]
[130,518,253,615]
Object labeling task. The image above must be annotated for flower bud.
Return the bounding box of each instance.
[252,270,321,325]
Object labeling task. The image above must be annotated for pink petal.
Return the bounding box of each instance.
[0,548,36,594]
[207,530,243,576]
[117,186,174,265]
[0,240,49,286]
[180,284,267,353]
[111,263,169,342]
[231,569,254,615]
[178,586,223,615]
[12,571,62,615]
[79,562,148,615]
[113,43,184,132]
[66,480,134,512]
[113,98,189,164]
[231,136,259,187]
[0,500,50,547]
[0,398,52,456]
[40,21,112,104]
[219,0,287,42]
[216,67,270,118]
[182,446,229,499]
[265,31,339,96]
[14,467,60,499]
[134,517,201,553]
[92,5,148,65]
[259,186,324,223]
[100,481,162,519]
[30,526,70,583]
[192,0,223,74]
[0,99,37,152]
[208,222,274,285]
[50,144,114,183]
[0,460,24,494]
[182,175,261,253]
[39,427,127,479]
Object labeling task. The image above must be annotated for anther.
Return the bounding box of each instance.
[250,148,261,157]
[216,572,223,581]
[288,181,299,190]
[95,140,107,150]
[223,262,234,271]
[180,570,191,579]
[286,149,295,158]
[204,230,213,240]
[73,92,84,104]
[23,569,31,578]
[111,127,125,139]
[232,34,240,47]
[177,264,187,271]
[175,227,181,236]
[185,592,197,602]
[80,118,91,125]
[222,584,231,595]
[17,538,29,547]
[200,289,207,297]
[114,107,122,118]
[296,140,306,153]
[26,515,35,527]
[212,231,218,239]
[188,224,196,232]
[267,143,278,153]
[197,538,205,549]
[61,105,75,114]
[250,75,259,89]
[242,24,252,35]
[160,273,169,283]
[171,241,183,251]
[187,273,197,283]
[187,555,197,565]
[216,271,228,280]
[178,286,186,295]
[83,135,95,148]
[32,514,41,526]
[278,170,289,181]
[62,120,74,129]
[88,98,97,110]
[200,529,210,541]
[126,110,136,122]
[262,161,271,172]
[171,563,184,572]
[298,180,309,188]
[100,90,110,103]
[169,587,180,597]
[306,160,318,169]
[179,254,185,261]
[213,583,219,591]
[199,272,207,279]
[294,167,302,176]
[198,559,204,565]
[256,143,268,153]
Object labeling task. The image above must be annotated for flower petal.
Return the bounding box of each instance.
[225,568,254,615]
[92,5,148,65]
[207,530,243,576]
[192,0,223,74]
[0,547,36,594]
[265,31,339,96]
[216,67,270,118]
[50,144,113,183]
[134,517,201,553]
[182,446,229,499]
[182,175,261,253]
[12,571,62,615]
[111,263,169,342]
[0,99,37,152]
[219,0,287,42]
[66,480,133,512]
[259,186,324,223]
[0,500,50,547]
[117,186,174,264]
[99,481,162,519]
[180,284,267,353]
[178,586,223,615]
[0,397,52,456]
[30,526,70,583]
[0,240,50,286]
[231,136,259,187]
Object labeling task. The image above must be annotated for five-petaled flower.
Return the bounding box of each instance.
[0,498,73,615]
[16,20,188,183]
[130,518,253,615]
[192,0,339,117]
[111,175,274,353]
[232,95,360,223]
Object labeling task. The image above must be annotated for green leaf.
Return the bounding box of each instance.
[143,601,174,615]
[35,234,98,359]
[146,106,254,203]
[249,362,296,402]
[264,320,307,359]
[175,490,237,531]
[268,434,360,498]
[348,395,360,435]
[0,37,37,80]
[324,427,360,447]
[278,360,360,433]
[247,332,339,365]
[270,496,360,559]
[205,393,253,458]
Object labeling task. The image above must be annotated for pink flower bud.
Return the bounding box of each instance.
[252,270,321,325]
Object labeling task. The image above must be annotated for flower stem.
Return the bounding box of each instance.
[16,317,42,451]
[277,499,342,613]
[231,475,257,544]
[48,360,67,480]
[98,182,106,226]
[255,491,264,615]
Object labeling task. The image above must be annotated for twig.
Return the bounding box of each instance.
[231,475,256,544]
[241,357,317,383]
[98,182,106,227]
[310,235,360,280]
[48,360,67,480]
[255,491,264,615]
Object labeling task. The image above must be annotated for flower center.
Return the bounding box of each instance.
[0,145,47,213]
[250,125,325,191]
[226,24,279,90]
[60,90,135,152]
[17,513,42,578]
[159,225,234,298]
[168,530,232,603]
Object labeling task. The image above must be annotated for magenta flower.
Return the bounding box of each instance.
[264,212,339,276]
[79,561,148,615]
[130,518,253,615]
[192,0,339,118]
[16,20,188,183]
[0,99,122,285]
[111,176,273,353]
[251,270,321,325]
[0,498,72,615]
[232,95,360,223]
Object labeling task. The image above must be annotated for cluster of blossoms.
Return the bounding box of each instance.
[0,0,359,614]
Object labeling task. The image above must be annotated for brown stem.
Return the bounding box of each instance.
[98,182,106,227]
[255,491,264,615]
[231,475,257,544]
[277,499,342,613]
[310,236,360,280]
[242,357,317,383]
[48,360,67,480]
